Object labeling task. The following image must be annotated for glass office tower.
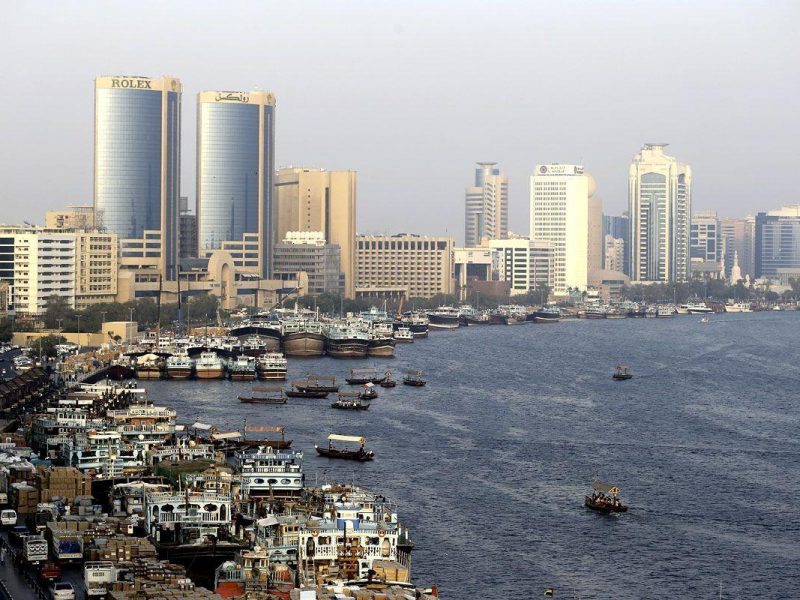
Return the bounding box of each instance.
[94,75,181,280]
[197,90,275,277]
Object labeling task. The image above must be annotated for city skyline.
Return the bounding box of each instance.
[2,2,798,242]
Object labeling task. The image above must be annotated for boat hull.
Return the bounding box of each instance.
[166,368,193,380]
[585,496,628,513]
[315,446,374,461]
[427,314,460,330]
[230,372,256,381]
[326,340,368,358]
[135,368,163,380]
[257,369,286,380]
[196,368,226,380]
[366,340,396,357]
[282,333,325,357]
[286,390,329,398]
[533,315,559,324]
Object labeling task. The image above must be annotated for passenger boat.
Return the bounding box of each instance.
[256,352,288,380]
[195,351,226,380]
[532,307,560,323]
[359,383,378,400]
[725,302,752,313]
[683,302,713,314]
[426,306,461,330]
[584,481,628,513]
[656,305,675,318]
[285,382,329,399]
[165,352,193,379]
[238,386,287,404]
[612,365,633,380]
[393,327,414,343]
[293,375,339,393]
[229,356,257,381]
[583,308,607,319]
[402,370,427,387]
[401,312,430,337]
[280,316,325,357]
[315,434,374,461]
[380,371,396,388]
[324,324,370,358]
[346,368,384,385]
[331,392,370,411]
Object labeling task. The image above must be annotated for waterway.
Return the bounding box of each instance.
[142,312,800,599]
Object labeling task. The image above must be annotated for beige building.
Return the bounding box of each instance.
[45,205,95,230]
[588,195,603,273]
[356,234,454,299]
[75,232,118,309]
[276,168,356,297]
[604,235,625,273]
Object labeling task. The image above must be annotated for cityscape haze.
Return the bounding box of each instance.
[2,1,798,239]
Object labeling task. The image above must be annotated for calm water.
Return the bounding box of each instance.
[142,312,800,599]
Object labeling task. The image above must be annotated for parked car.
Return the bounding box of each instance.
[51,582,76,600]
[1,509,17,526]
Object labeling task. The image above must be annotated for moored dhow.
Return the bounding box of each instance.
[324,324,369,358]
[135,354,164,379]
[229,355,257,381]
[165,352,193,379]
[256,352,287,380]
[426,306,461,330]
[195,351,226,380]
[280,315,326,357]
[532,306,560,323]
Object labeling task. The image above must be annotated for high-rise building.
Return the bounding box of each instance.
[75,232,118,309]
[273,231,343,296]
[604,235,625,273]
[276,168,356,297]
[488,238,551,296]
[465,162,508,247]
[197,90,275,277]
[178,196,197,259]
[356,234,453,299]
[94,75,182,281]
[45,206,95,231]
[628,144,692,283]
[587,196,603,274]
[690,211,722,278]
[530,164,593,295]
[603,214,629,274]
[755,206,800,280]
[720,216,755,280]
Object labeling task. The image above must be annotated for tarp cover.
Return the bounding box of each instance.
[192,422,212,430]
[328,434,365,445]
[245,426,284,433]
[211,432,242,441]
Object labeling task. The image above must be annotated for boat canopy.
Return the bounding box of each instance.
[245,426,284,433]
[591,481,620,495]
[328,434,366,445]
[211,431,242,441]
[192,422,213,430]
[405,369,424,375]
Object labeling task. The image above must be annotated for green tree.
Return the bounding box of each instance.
[42,295,76,330]
[0,319,12,343]
[38,334,67,358]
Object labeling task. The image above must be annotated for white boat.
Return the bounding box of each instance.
[165,352,194,379]
[393,327,414,343]
[229,355,257,381]
[235,446,304,497]
[656,306,674,318]
[195,351,226,380]
[682,303,713,314]
[256,352,288,380]
[725,302,752,313]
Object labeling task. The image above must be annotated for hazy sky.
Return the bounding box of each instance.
[1,1,798,243]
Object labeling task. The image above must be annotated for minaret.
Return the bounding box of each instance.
[731,251,742,283]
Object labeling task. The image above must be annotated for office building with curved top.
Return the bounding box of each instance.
[94,75,182,280]
[197,90,275,277]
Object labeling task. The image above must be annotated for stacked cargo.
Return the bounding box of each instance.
[105,558,220,598]
[107,582,221,599]
[289,586,439,600]
[10,482,39,515]
[89,537,157,563]
[36,466,93,504]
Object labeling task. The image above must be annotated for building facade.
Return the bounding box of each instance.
[604,235,625,274]
[465,162,508,247]
[273,232,343,295]
[720,216,755,280]
[690,211,722,279]
[488,238,551,296]
[276,168,356,297]
[628,144,692,283]
[530,164,592,295]
[75,232,118,309]
[196,90,275,277]
[94,75,181,281]
[45,206,95,231]
[755,206,800,280]
[355,234,453,299]
[603,214,629,274]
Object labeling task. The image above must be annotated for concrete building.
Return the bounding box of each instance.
[75,232,118,309]
[690,211,723,279]
[355,234,453,299]
[755,206,800,279]
[603,214,629,274]
[589,269,631,302]
[530,164,593,295]
[604,235,625,273]
[720,216,755,280]
[628,144,692,283]
[0,228,76,316]
[94,75,182,281]
[488,238,552,297]
[45,206,95,230]
[454,247,499,301]
[465,162,508,247]
[179,196,197,259]
[273,231,344,295]
[197,90,275,277]
[276,168,356,297]
[588,196,603,274]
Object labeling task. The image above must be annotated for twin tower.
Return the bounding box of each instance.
[94,75,275,280]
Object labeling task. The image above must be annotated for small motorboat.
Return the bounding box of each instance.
[380,370,396,388]
[612,365,633,381]
[315,434,374,461]
[584,481,628,514]
[402,369,426,386]
[331,392,370,411]
[359,383,378,400]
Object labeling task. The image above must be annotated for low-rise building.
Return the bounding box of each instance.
[44,205,95,230]
[488,238,552,296]
[273,232,344,295]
